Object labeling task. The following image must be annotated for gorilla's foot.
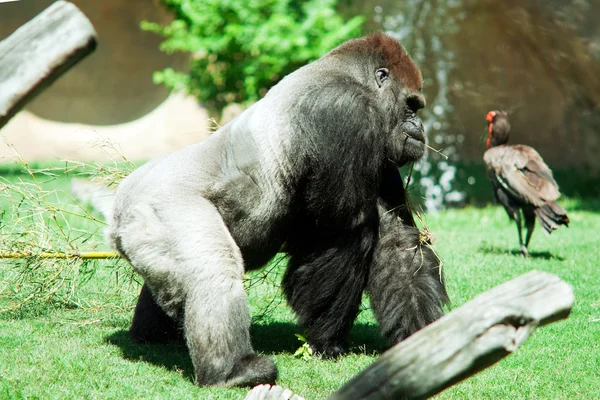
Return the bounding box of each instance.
[310,341,345,359]
[224,355,278,387]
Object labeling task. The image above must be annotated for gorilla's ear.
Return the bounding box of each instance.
[379,164,416,227]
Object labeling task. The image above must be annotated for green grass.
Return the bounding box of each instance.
[1,170,599,399]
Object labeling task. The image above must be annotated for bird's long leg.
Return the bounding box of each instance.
[513,210,529,257]
[523,208,536,251]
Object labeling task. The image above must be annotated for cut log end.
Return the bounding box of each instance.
[244,384,305,400]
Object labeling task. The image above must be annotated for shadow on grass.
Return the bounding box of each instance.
[105,321,387,378]
[251,321,387,356]
[105,330,195,382]
[348,323,388,355]
[479,245,565,261]
[251,321,302,354]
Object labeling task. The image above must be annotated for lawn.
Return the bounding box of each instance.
[0,168,598,399]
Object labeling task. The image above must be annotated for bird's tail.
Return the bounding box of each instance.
[534,201,569,234]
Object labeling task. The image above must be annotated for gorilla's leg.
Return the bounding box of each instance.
[283,229,375,357]
[117,199,276,387]
[367,207,448,344]
[129,283,183,343]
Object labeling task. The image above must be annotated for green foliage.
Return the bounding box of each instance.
[293,334,314,360]
[142,0,364,114]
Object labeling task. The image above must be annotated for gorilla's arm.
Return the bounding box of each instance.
[283,221,376,357]
[367,199,449,344]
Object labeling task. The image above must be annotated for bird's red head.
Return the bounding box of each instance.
[485,111,496,148]
[485,110,509,149]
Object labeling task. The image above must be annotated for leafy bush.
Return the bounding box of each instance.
[142,0,363,114]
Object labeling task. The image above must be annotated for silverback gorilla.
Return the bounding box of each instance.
[109,33,448,387]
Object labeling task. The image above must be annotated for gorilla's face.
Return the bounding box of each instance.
[390,91,426,166]
[333,34,427,168]
[375,66,426,167]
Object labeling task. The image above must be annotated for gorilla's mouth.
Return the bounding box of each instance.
[397,129,426,163]
[402,130,425,144]
[402,131,426,155]
[399,117,426,145]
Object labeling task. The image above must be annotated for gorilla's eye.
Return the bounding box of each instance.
[375,68,389,86]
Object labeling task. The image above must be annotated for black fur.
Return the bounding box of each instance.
[129,283,184,344]
[369,201,448,343]
[226,355,278,387]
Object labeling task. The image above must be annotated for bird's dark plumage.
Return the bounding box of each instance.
[483,110,569,256]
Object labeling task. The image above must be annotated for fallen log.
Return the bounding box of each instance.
[331,270,573,399]
[245,270,574,400]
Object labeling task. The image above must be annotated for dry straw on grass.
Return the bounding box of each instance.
[0,138,133,313]
[404,160,444,282]
[0,136,283,316]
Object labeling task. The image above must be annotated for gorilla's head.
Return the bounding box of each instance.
[327,33,427,167]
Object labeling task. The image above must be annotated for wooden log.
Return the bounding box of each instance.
[329,270,574,400]
[244,271,573,399]
[0,1,97,130]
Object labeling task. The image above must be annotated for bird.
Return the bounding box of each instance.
[483,110,569,256]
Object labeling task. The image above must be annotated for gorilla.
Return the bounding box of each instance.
[108,32,448,387]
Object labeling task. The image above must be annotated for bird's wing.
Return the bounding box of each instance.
[483,145,561,206]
